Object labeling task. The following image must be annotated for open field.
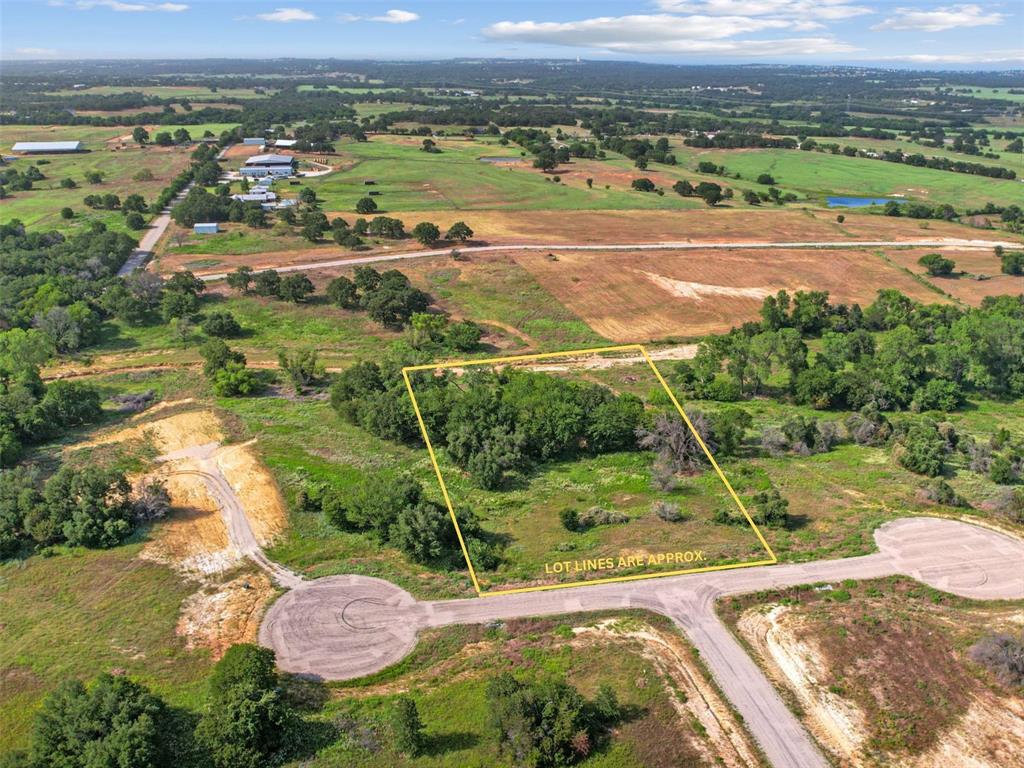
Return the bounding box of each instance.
[156,205,1020,270]
[513,247,949,341]
[883,247,1022,305]
[813,134,1024,175]
[305,135,701,212]
[291,612,763,768]
[296,85,406,94]
[673,145,1024,207]
[0,123,237,233]
[720,577,1024,766]
[0,545,211,751]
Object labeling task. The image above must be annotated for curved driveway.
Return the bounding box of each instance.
[260,517,1024,768]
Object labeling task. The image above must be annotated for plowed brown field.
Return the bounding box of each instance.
[514,247,948,341]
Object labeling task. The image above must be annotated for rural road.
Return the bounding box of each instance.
[259,517,1024,768]
[117,209,174,276]
[198,237,1017,281]
[120,145,230,277]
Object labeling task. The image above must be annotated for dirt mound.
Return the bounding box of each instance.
[80,403,223,454]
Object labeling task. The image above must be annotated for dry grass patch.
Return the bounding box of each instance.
[514,247,945,341]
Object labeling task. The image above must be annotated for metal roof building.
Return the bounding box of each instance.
[274,139,297,148]
[193,223,220,235]
[244,154,294,166]
[11,141,83,153]
[240,153,296,178]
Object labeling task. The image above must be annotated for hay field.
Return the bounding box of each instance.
[514,247,949,341]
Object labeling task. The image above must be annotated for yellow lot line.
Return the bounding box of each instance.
[402,344,777,597]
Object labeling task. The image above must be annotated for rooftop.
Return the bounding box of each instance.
[245,153,295,166]
[11,141,83,152]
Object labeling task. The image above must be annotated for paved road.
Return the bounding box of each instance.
[120,145,230,277]
[199,237,1018,281]
[260,517,1024,768]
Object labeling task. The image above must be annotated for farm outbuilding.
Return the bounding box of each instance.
[193,223,220,235]
[11,141,83,153]
[274,139,297,148]
[240,153,296,178]
[243,137,266,146]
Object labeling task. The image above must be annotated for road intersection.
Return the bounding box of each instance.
[259,517,1024,768]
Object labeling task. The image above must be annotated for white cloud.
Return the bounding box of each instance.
[255,7,316,23]
[339,9,420,24]
[654,0,872,20]
[873,4,1003,32]
[483,14,857,55]
[877,49,1024,63]
[369,9,419,24]
[15,47,60,57]
[74,0,188,10]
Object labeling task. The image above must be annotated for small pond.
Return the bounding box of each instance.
[826,196,903,208]
[478,156,525,164]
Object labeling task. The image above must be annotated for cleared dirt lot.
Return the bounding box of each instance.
[513,247,947,341]
[724,578,1024,767]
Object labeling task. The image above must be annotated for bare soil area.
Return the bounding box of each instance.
[514,247,945,341]
[884,247,1023,305]
[72,403,288,656]
[724,578,1024,767]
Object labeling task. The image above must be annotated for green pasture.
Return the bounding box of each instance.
[674,145,1024,207]
[305,136,702,212]
[0,544,215,752]
[815,135,1024,175]
[351,101,417,118]
[297,85,406,94]
[1,123,239,233]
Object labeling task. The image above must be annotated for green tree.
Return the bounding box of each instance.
[132,126,149,144]
[201,311,242,338]
[898,422,945,477]
[279,273,315,303]
[445,220,474,241]
[392,696,425,756]
[277,348,323,389]
[31,674,170,768]
[355,196,378,214]
[252,269,281,298]
[412,221,441,246]
[631,178,656,192]
[226,265,254,293]
[197,644,290,768]
[918,253,956,276]
[160,289,199,321]
[39,465,134,548]
[212,361,260,397]
[199,338,245,377]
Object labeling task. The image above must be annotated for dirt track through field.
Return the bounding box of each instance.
[197,237,1021,281]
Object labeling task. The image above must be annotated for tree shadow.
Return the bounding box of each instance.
[420,730,480,756]
[785,513,810,531]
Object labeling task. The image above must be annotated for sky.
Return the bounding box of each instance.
[1,0,1021,67]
